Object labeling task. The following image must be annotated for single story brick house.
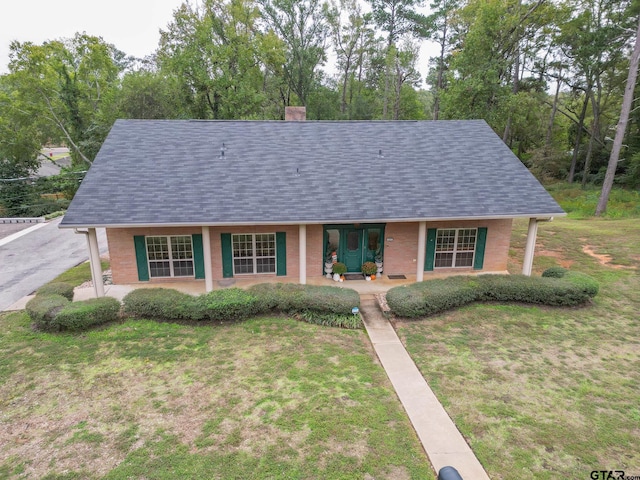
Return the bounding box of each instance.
[59,108,565,296]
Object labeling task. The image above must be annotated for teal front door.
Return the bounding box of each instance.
[343,229,362,272]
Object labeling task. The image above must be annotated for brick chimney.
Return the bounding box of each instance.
[285,106,306,121]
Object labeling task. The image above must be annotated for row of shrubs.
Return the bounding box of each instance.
[26,282,362,332]
[121,283,362,329]
[386,268,599,318]
[27,282,120,332]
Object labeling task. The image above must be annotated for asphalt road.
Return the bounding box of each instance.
[0,218,107,311]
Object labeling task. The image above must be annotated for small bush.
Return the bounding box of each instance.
[122,288,196,321]
[194,288,260,322]
[26,294,70,331]
[54,297,121,331]
[37,282,75,301]
[542,266,568,278]
[332,262,347,275]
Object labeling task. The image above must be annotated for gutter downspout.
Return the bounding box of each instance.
[74,228,105,297]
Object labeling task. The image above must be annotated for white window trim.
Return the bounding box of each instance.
[146,235,195,278]
[435,228,477,269]
[232,233,277,275]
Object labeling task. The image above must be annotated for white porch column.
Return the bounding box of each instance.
[416,221,427,282]
[299,224,307,284]
[202,226,214,292]
[87,228,105,298]
[522,218,539,276]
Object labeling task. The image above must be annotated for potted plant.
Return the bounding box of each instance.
[332,262,347,281]
[362,261,377,280]
[324,256,334,278]
[375,254,383,274]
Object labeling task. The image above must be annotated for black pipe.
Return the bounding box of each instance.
[438,466,463,480]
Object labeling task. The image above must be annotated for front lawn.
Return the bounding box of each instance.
[395,217,640,479]
[0,313,433,479]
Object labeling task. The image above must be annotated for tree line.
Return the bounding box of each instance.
[1,0,639,216]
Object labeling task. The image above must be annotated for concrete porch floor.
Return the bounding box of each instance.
[91,273,419,300]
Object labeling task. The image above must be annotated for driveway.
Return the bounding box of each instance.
[0,218,107,311]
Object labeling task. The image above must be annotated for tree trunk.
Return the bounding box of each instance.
[582,88,600,187]
[545,67,562,150]
[503,49,520,144]
[596,15,640,215]
[567,90,590,183]
[433,18,448,121]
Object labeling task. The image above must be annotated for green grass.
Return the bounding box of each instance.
[47,260,110,288]
[395,216,640,479]
[545,182,640,219]
[0,313,433,479]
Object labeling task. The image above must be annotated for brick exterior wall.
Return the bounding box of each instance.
[106,219,512,285]
[383,219,512,276]
[107,224,325,285]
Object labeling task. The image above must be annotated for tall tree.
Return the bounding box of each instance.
[424,0,461,120]
[8,34,125,165]
[366,0,428,118]
[158,0,285,119]
[596,7,640,214]
[259,0,329,107]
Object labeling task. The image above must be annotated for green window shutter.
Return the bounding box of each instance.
[192,234,205,279]
[134,235,150,281]
[474,227,488,270]
[276,232,287,276]
[424,228,437,272]
[221,233,233,278]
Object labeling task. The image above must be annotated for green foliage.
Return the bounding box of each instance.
[248,283,360,316]
[361,261,377,275]
[54,297,121,331]
[36,282,75,301]
[297,311,363,329]
[546,182,640,218]
[122,288,196,321]
[25,294,70,331]
[122,284,359,328]
[193,288,261,322]
[541,266,568,278]
[332,262,347,275]
[386,276,478,317]
[387,272,599,318]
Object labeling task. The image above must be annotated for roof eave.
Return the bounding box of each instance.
[58,212,566,229]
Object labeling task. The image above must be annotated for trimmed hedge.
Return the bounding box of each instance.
[122,288,196,321]
[194,288,261,322]
[386,272,599,318]
[121,283,361,328]
[54,297,121,331]
[26,294,70,331]
[248,283,360,315]
[36,282,75,301]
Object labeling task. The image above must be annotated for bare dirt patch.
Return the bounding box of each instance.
[536,249,574,268]
[581,244,634,269]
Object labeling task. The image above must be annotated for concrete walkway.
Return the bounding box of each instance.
[360,295,490,480]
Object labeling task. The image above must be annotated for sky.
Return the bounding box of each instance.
[0,0,437,79]
[0,0,185,73]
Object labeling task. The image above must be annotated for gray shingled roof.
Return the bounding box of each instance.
[60,119,565,227]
